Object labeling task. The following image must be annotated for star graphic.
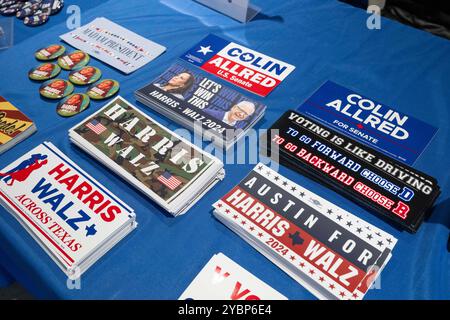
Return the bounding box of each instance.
[233,215,238,220]
[327,209,333,214]
[309,269,315,275]
[352,293,358,299]
[346,221,353,227]
[225,209,230,214]
[291,186,297,192]
[319,277,325,282]
[386,238,392,244]
[257,232,263,238]
[299,262,305,268]
[241,53,253,61]
[367,234,373,240]
[329,284,335,290]
[274,176,280,181]
[85,223,97,237]
[241,220,247,226]
[356,227,362,233]
[299,192,305,197]
[217,203,223,208]
[336,215,343,221]
[339,291,346,298]
[257,165,263,171]
[249,226,255,232]
[282,181,288,187]
[197,45,213,55]
[356,123,364,130]
[377,241,384,247]
[290,255,296,261]
[266,170,271,176]
[376,232,382,237]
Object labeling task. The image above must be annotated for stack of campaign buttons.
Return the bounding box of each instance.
[29,44,120,116]
[0,0,64,27]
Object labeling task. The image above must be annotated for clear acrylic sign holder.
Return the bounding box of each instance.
[194,0,261,23]
[0,17,13,50]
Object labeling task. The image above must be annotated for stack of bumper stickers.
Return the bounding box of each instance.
[296,81,438,165]
[0,96,36,154]
[213,164,397,300]
[60,17,166,74]
[179,253,286,300]
[265,111,441,232]
[135,63,266,149]
[68,96,225,216]
[180,34,296,97]
[0,142,137,278]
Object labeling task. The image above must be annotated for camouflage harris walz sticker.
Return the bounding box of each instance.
[28,62,61,81]
[86,79,119,100]
[72,97,211,202]
[57,93,90,117]
[58,50,90,70]
[35,44,66,60]
[39,79,74,99]
[69,66,102,85]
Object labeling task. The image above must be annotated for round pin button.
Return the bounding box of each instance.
[86,79,119,100]
[57,50,90,70]
[57,93,90,117]
[69,66,102,85]
[28,62,61,81]
[39,79,74,99]
[35,44,66,61]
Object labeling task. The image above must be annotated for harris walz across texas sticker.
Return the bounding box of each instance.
[0,141,136,278]
[180,34,295,97]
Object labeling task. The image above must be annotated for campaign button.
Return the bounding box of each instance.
[57,93,90,117]
[39,79,74,99]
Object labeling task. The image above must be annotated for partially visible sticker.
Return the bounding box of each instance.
[297,81,438,165]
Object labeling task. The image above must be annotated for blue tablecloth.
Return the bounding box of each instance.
[0,0,448,299]
[0,0,104,288]
[0,265,13,288]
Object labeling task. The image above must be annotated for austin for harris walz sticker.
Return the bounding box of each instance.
[213,164,398,300]
[297,81,438,165]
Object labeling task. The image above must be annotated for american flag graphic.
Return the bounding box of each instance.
[157,171,182,190]
[86,120,107,135]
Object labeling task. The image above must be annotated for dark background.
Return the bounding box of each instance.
[341,0,450,39]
